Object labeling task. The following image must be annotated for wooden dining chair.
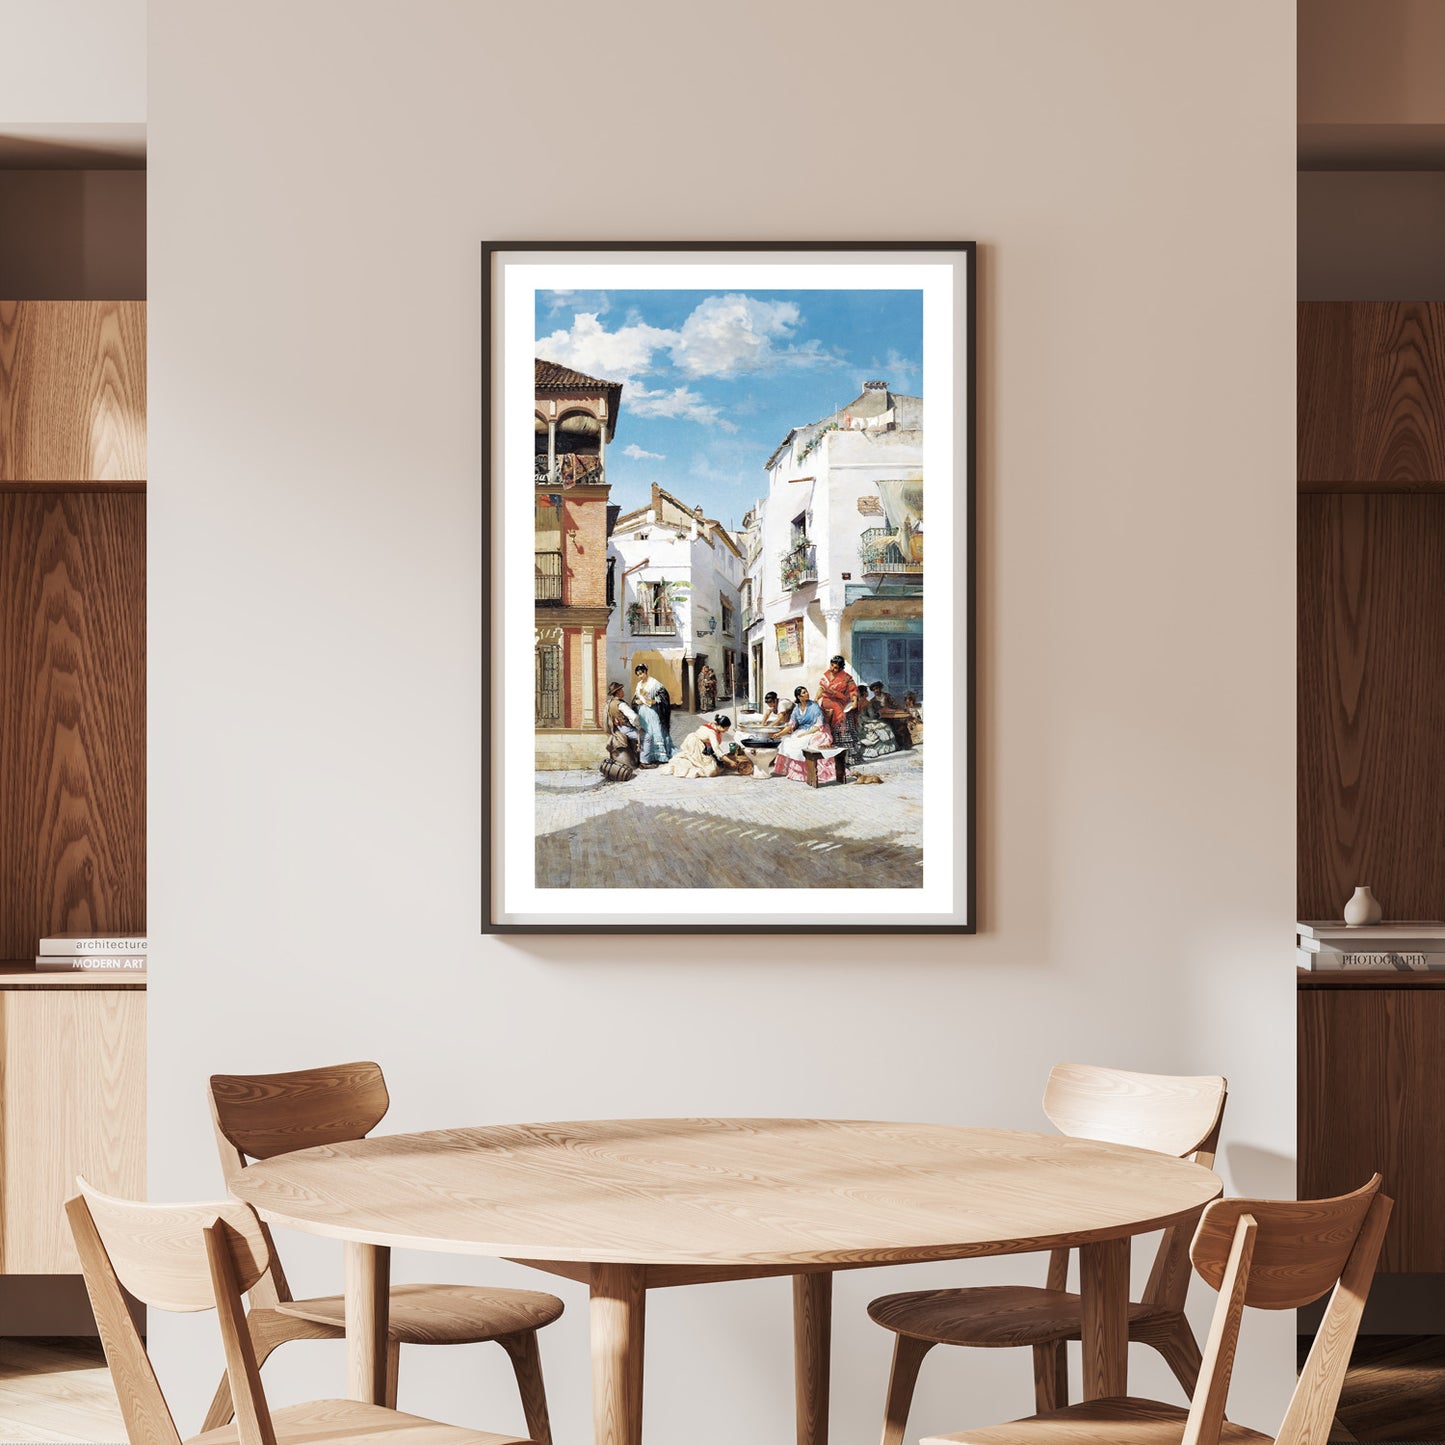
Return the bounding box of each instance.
[869,1063,1228,1445]
[921,1174,1391,1445]
[66,1180,533,1445]
[203,1061,563,1443]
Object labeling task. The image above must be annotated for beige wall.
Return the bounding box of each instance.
[148,3,1297,1440]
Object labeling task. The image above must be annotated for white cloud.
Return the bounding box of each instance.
[626,383,738,432]
[671,294,837,378]
[535,312,678,381]
[622,443,666,461]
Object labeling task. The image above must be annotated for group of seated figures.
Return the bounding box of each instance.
[601,653,922,785]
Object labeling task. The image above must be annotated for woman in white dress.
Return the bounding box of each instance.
[632,663,675,766]
[659,715,730,779]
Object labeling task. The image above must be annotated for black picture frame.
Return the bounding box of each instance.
[483,241,976,933]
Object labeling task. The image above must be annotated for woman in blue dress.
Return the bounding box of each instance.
[772,684,833,780]
[632,663,676,767]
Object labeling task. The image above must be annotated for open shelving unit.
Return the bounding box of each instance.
[0,300,146,1334]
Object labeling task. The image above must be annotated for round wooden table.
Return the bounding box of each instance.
[228,1118,1222,1445]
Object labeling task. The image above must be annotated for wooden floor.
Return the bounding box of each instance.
[4,1333,1445,1443]
[0,1338,123,1443]
[1306,1334,1445,1441]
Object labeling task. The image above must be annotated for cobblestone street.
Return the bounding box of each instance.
[536,711,924,889]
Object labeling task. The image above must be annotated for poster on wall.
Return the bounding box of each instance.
[483,243,975,932]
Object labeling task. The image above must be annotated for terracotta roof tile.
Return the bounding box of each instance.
[535,358,623,390]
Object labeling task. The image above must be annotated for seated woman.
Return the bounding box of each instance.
[857,679,907,760]
[772,686,839,782]
[659,714,731,778]
[741,691,792,748]
[632,663,676,767]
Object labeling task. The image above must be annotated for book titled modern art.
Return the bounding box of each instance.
[483,244,975,933]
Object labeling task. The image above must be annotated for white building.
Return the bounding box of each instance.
[606,483,746,713]
[743,381,923,708]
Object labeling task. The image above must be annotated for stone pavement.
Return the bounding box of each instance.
[536,710,924,889]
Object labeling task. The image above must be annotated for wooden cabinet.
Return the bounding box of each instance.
[0,301,146,481]
[1297,493,1445,921]
[0,299,145,1331]
[1299,980,1445,1273]
[0,985,145,1273]
[1299,302,1445,488]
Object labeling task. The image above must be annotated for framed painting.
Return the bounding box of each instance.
[483,242,975,932]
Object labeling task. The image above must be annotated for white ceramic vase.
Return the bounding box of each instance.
[1343,885,1383,927]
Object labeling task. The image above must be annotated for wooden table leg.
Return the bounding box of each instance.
[793,1270,832,1445]
[591,1263,646,1445]
[1078,1236,1129,1400]
[344,1241,391,1405]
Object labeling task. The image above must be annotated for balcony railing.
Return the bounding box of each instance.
[535,551,563,602]
[631,617,677,637]
[860,526,922,576]
[535,454,605,488]
[781,542,818,590]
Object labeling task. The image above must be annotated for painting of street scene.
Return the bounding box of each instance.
[532,288,926,889]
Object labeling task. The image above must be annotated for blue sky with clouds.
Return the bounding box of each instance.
[535,289,922,528]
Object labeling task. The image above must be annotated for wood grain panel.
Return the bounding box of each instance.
[0,990,145,1273]
[1298,988,1445,1273]
[1297,494,1445,921]
[0,302,146,481]
[0,492,145,961]
[1353,303,1445,485]
[1299,302,1354,485]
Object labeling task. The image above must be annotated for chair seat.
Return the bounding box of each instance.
[190,1397,531,1445]
[278,1282,564,1344]
[922,1395,1274,1445]
[869,1285,1167,1348]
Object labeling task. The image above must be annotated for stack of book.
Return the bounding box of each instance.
[1297,920,1445,971]
[35,932,147,973]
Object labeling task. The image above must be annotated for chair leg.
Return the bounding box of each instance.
[880,1335,934,1445]
[499,1330,553,1445]
[200,1316,292,1431]
[1152,1316,1203,1400]
[384,1336,402,1409]
[1032,1340,1069,1412]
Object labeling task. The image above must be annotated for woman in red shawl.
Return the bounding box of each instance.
[817,654,860,760]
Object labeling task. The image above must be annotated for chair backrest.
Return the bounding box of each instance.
[206,1061,391,1309]
[1041,1064,1227,1312]
[208,1060,391,1169]
[1180,1176,1391,1445]
[1043,1063,1227,1160]
[66,1180,281,1445]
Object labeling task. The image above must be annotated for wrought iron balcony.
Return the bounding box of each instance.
[535,550,563,602]
[781,542,818,590]
[630,617,677,637]
[860,526,922,576]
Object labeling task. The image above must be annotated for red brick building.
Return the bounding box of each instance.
[534,359,620,769]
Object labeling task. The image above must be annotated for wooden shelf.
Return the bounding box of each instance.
[1298,966,1445,989]
[0,962,145,990]
[0,479,146,493]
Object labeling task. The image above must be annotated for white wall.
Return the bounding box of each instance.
[148,3,1296,1441]
[0,0,145,122]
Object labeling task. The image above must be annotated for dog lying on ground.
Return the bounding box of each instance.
[852,772,886,785]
